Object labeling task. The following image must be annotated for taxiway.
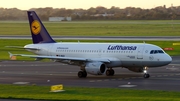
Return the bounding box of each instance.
[0,56,180,91]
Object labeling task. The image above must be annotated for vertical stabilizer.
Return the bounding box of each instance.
[27,11,56,44]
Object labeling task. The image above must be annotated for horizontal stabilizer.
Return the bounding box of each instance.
[6,46,40,50]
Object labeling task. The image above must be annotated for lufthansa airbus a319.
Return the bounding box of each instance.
[9,11,172,78]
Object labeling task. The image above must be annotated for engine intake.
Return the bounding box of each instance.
[85,62,106,75]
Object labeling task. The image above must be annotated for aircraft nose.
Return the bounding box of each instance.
[165,54,172,64]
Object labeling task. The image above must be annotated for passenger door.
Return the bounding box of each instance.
[137,46,144,59]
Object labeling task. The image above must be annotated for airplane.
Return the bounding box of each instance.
[9,11,172,78]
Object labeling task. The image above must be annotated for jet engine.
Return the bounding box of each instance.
[85,62,106,75]
[126,67,143,73]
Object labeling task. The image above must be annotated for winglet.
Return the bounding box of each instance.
[27,11,56,44]
[8,52,17,60]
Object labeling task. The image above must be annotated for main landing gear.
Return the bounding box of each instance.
[78,71,87,78]
[143,67,150,78]
[106,68,115,76]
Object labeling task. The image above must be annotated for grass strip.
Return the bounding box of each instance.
[0,20,180,36]
[0,84,180,101]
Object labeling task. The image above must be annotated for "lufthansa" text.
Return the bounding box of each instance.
[107,45,137,50]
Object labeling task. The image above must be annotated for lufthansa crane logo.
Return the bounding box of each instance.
[31,20,41,35]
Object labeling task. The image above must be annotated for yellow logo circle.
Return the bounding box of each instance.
[31,20,41,35]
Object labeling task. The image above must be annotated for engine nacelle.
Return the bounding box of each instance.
[127,67,143,73]
[85,62,106,75]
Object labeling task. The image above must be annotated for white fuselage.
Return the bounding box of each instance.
[24,42,172,68]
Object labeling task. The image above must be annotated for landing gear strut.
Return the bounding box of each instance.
[78,71,87,78]
[106,68,115,76]
[143,67,150,78]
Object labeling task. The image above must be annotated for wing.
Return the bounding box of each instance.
[8,52,111,63]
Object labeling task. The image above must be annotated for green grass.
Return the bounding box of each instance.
[0,39,34,60]
[0,39,180,61]
[0,21,180,101]
[0,84,180,101]
[0,20,180,36]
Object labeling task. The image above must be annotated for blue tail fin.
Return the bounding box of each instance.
[27,11,56,44]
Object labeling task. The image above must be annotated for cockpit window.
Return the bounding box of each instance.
[158,50,164,53]
[154,50,158,54]
[150,50,164,54]
[150,50,154,54]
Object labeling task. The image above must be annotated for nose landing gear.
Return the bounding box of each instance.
[143,67,150,78]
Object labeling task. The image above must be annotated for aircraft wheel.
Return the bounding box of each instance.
[143,73,150,78]
[78,71,84,78]
[110,69,115,76]
[83,71,87,77]
[106,69,114,76]
[106,70,111,76]
[78,71,87,78]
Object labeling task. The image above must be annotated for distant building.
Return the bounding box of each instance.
[66,17,72,21]
[49,17,72,21]
[91,13,114,17]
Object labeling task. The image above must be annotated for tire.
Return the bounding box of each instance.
[110,69,115,76]
[83,71,87,77]
[144,74,150,78]
[106,70,111,76]
[78,71,84,78]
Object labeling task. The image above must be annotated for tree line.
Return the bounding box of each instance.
[0,5,180,21]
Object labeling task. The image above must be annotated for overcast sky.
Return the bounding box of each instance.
[1,0,180,10]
